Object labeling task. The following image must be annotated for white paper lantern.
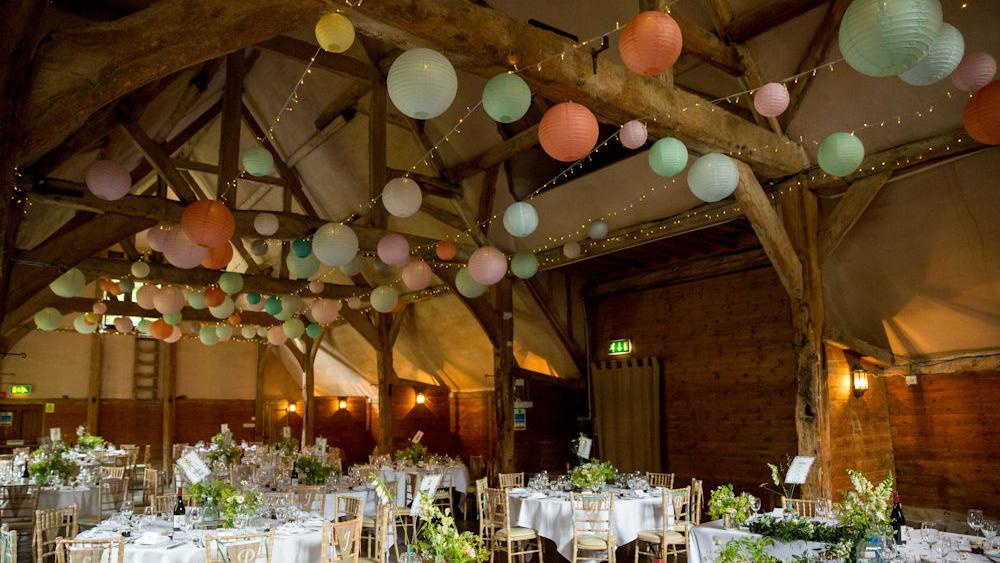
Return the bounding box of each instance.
[387,48,458,120]
[74,314,98,335]
[370,286,399,313]
[339,255,363,277]
[113,317,134,333]
[502,202,539,238]
[85,160,131,201]
[162,228,207,269]
[154,286,186,315]
[588,220,609,240]
[382,177,423,218]
[130,261,150,278]
[49,268,86,298]
[253,213,279,236]
[688,153,740,203]
[468,246,507,286]
[313,223,359,266]
[241,326,257,339]
[136,285,158,310]
[563,241,582,259]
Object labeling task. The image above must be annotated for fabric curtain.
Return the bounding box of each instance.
[592,357,661,472]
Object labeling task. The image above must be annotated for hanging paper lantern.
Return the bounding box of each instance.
[502,202,538,238]
[201,243,233,270]
[292,238,312,258]
[372,258,388,272]
[241,325,258,339]
[150,319,172,340]
[250,239,269,257]
[312,223,358,266]
[455,268,487,299]
[588,220,609,240]
[216,324,234,342]
[283,318,305,340]
[468,246,507,285]
[377,233,410,267]
[200,326,220,346]
[281,294,303,317]
[436,240,457,261]
[218,272,244,294]
[387,47,458,120]
[246,292,262,305]
[315,12,356,53]
[164,325,183,344]
[482,73,531,123]
[137,319,153,335]
[963,81,1000,145]
[370,286,399,313]
[305,322,322,339]
[242,147,274,177]
[74,314,98,335]
[162,228,208,269]
[49,268,85,298]
[264,296,283,316]
[402,260,433,291]
[311,298,340,324]
[339,255,363,277]
[619,120,648,149]
[647,137,688,177]
[118,280,134,294]
[839,0,943,77]
[619,11,683,76]
[113,317,133,333]
[307,280,324,295]
[753,83,790,117]
[154,286,186,315]
[266,325,287,346]
[136,284,158,310]
[253,213,279,237]
[346,296,363,310]
[34,307,62,331]
[83,312,100,325]
[900,23,964,86]
[210,296,235,319]
[254,326,266,338]
[204,286,226,308]
[227,313,241,327]
[952,52,997,93]
[164,312,182,326]
[128,261,149,279]
[818,132,866,177]
[538,102,599,162]
[382,177,423,218]
[181,200,235,249]
[185,289,206,310]
[85,160,131,201]
[146,225,171,252]
[92,301,108,315]
[510,252,538,279]
[563,241,582,259]
[287,252,320,280]
[688,153,740,202]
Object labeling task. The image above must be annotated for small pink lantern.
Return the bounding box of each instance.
[146,224,172,252]
[113,317,134,333]
[308,280,325,294]
[92,302,108,315]
[163,228,208,269]
[753,82,790,118]
[154,286,186,315]
[164,325,182,344]
[619,120,648,149]
[538,102,599,162]
[402,260,433,290]
[346,296,363,310]
[267,325,287,346]
[952,51,997,93]
[136,285,158,310]
[311,298,340,324]
[377,233,411,267]
[85,160,132,201]
[468,246,507,286]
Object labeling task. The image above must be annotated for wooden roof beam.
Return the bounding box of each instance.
[257,36,382,83]
[819,171,892,260]
[448,125,539,183]
[521,277,586,374]
[120,119,199,203]
[724,0,827,43]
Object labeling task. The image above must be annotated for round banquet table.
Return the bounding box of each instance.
[39,486,101,519]
[508,490,672,561]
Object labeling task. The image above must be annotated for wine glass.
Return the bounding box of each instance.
[187,505,202,530]
[982,520,997,548]
[749,495,761,515]
[120,499,134,523]
[921,522,939,551]
[968,509,985,535]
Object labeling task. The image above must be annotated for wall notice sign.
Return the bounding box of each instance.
[513,408,526,430]
[411,430,424,444]
[8,384,31,398]
[177,451,212,485]
[784,456,816,485]
[607,338,633,356]
[576,436,593,460]
[0,412,11,427]
[282,426,291,438]
[49,427,61,442]
[45,403,55,413]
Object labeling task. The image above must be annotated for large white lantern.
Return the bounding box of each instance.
[382,177,423,218]
[312,223,358,266]
[387,48,458,120]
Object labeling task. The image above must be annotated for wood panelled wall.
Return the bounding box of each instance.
[888,370,1000,523]
[513,378,586,473]
[589,265,799,499]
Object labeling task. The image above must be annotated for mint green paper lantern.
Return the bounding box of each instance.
[387,48,458,120]
[199,326,219,346]
[818,132,865,177]
[455,268,487,298]
[274,308,293,322]
[185,289,206,310]
[242,146,274,176]
[210,297,235,320]
[292,238,312,258]
[286,252,320,280]
[74,314,98,335]
[306,322,322,339]
[216,325,233,340]
[34,307,62,331]
[370,286,398,314]
[688,153,739,203]
[283,317,305,339]
[839,0,943,77]
[137,319,153,335]
[218,272,244,294]
[503,202,539,238]
[510,252,538,279]
[483,73,531,123]
[246,292,261,305]
[49,268,85,298]
[164,312,183,325]
[264,296,282,316]
[899,22,964,86]
[648,137,688,177]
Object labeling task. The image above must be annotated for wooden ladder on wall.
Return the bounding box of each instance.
[133,337,160,400]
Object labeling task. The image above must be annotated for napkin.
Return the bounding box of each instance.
[134,533,170,546]
[527,493,547,500]
[633,490,649,498]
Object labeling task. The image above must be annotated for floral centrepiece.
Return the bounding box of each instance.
[708,483,755,527]
[414,491,489,562]
[294,454,336,485]
[273,436,299,458]
[206,431,241,470]
[75,425,105,451]
[28,442,79,485]
[567,460,615,491]
[394,442,428,464]
[190,478,262,527]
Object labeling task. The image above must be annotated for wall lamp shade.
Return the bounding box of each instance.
[287,403,297,413]
[852,368,870,398]
[415,391,426,405]
[338,398,348,410]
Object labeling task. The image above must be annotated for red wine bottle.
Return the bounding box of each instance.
[890,495,905,544]
[173,487,186,531]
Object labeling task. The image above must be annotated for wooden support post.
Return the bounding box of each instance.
[255,342,266,442]
[376,312,395,455]
[87,333,103,433]
[217,51,244,204]
[302,335,321,446]
[493,278,515,473]
[162,340,177,472]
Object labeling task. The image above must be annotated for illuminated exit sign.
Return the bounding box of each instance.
[607,339,633,356]
[9,384,32,398]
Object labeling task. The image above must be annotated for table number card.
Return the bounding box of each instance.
[316,437,327,455]
[177,451,212,485]
[282,426,291,439]
[49,427,61,442]
[784,456,816,485]
[576,436,593,460]
[220,423,229,434]
[411,430,424,444]
[411,474,443,516]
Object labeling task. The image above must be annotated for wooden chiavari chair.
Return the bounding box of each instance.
[497,472,524,489]
[645,472,675,489]
[34,505,78,563]
[335,495,362,521]
[291,485,326,514]
[0,524,16,563]
[780,496,819,518]
[141,468,160,508]
[54,538,123,563]
[98,466,125,481]
[78,477,127,527]
[475,477,490,541]
[570,492,614,563]
[321,517,362,563]
[688,478,704,526]
[203,530,275,563]
[361,502,392,563]
[0,484,39,554]
[432,472,454,514]
[486,487,543,563]
[635,486,690,563]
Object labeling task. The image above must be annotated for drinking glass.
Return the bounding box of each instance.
[921,522,939,551]
[749,496,762,515]
[968,509,985,534]
[120,499,134,523]
[982,520,997,548]
[187,505,202,529]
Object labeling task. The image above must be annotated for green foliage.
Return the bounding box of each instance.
[273,437,299,458]
[294,455,334,485]
[394,442,428,464]
[749,515,849,544]
[414,491,489,562]
[708,484,755,524]
[75,425,105,451]
[760,455,797,500]
[219,487,263,527]
[716,536,780,563]
[189,478,234,508]
[28,442,78,485]
[207,432,241,469]
[567,460,615,491]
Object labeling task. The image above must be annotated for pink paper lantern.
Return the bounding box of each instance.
[163,227,208,269]
[377,233,411,267]
[164,325,182,343]
[619,11,683,76]
[92,302,108,315]
[402,260,433,291]
[619,120,648,149]
[113,317,134,333]
[85,160,132,201]
[538,102,599,162]
[146,224,172,252]
[346,296,362,310]
[267,325,288,346]
[136,285,158,310]
[753,82,790,118]
[311,298,340,324]
[308,280,325,294]
[952,51,997,93]
[468,246,507,286]
[154,286,186,315]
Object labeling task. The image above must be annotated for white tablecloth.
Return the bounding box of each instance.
[39,487,101,519]
[509,492,671,561]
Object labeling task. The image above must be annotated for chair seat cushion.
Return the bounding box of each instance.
[362,516,375,527]
[494,527,539,541]
[577,534,610,550]
[637,530,685,544]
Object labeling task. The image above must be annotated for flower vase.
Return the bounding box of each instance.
[784,498,798,517]
[203,498,220,523]
[722,512,739,530]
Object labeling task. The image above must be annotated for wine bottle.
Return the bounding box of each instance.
[890,494,906,544]
[290,464,299,486]
[21,461,29,481]
[173,487,186,531]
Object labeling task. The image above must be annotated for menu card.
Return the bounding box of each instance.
[282,426,291,438]
[576,436,593,460]
[784,456,816,485]
[316,437,327,455]
[411,474,443,516]
[177,451,212,485]
[411,431,424,444]
[49,427,61,442]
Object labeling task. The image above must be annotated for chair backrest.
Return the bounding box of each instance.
[780,496,818,518]
[292,485,326,514]
[99,466,125,481]
[497,472,523,489]
[321,517,362,563]
[55,538,124,563]
[469,455,485,479]
[475,477,490,540]
[150,494,192,516]
[335,495,362,521]
[0,524,17,563]
[204,530,275,563]
[97,478,128,519]
[142,468,160,505]
[646,472,674,489]
[689,478,704,523]
[35,505,78,563]
[570,492,614,545]
[261,492,294,512]
[483,487,510,538]
[366,503,392,563]
[0,484,39,527]
[664,486,691,532]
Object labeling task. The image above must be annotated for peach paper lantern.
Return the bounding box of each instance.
[100,279,123,296]
[538,102,599,162]
[468,246,507,286]
[92,302,108,315]
[753,82,790,118]
[267,325,288,346]
[154,286,186,315]
[181,200,236,249]
[402,260,433,291]
[228,314,242,326]
[308,280,325,294]
[311,298,340,324]
[113,317,134,333]
[164,325,182,343]
[136,285,158,310]
[436,240,457,261]
[619,11,683,76]
[204,286,227,308]
[150,319,172,340]
[377,233,411,267]
[963,81,1000,145]
[952,52,997,93]
[201,242,234,270]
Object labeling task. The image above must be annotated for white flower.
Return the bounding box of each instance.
[235,495,245,504]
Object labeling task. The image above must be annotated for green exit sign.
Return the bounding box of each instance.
[607,339,633,356]
[9,384,31,398]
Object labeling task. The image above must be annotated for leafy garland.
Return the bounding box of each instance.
[28,442,79,485]
[75,426,105,451]
[749,515,850,544]
[294,455,335,485]
[708,484,755,525]
[413,491,489,562]
[716,536,781,563]
[394,442,429,464]
[567,459,615,491]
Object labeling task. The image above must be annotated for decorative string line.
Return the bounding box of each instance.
[264,48,322,142]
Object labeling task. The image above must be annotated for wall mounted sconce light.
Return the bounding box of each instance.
[851,367,870,398]
[338,397,348,410]
[287,402,298,413]
[415,390,426,405]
